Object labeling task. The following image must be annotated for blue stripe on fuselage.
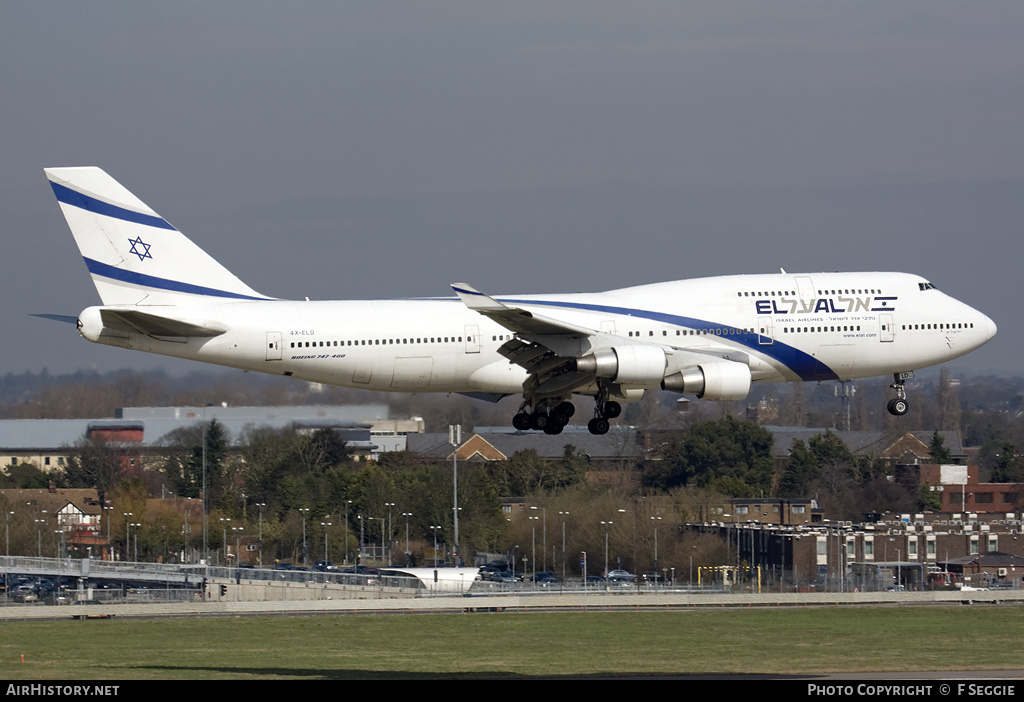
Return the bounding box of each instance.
[50,181,175,231]
[499,297,839,382]
[84,257,271,301]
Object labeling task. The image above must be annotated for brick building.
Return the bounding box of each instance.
[694,510,1024,592]
[899,463,1024,512]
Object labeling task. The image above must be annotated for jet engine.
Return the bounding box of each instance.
[661,360,751,400]
[573,345,667,386]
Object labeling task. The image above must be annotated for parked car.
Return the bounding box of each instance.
[488,570,520,584]
[527,571,559,583]
[607,574,635,587]
[10,585,39,603]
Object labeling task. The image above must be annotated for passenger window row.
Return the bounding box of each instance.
[736,288,882,297]
[902,323,973,331]
[782,326,862,333]
[290,336,466,349]
[628,328,753,338]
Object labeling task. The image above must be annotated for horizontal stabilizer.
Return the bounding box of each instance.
[30,313,78,325]
[100,308,226,338]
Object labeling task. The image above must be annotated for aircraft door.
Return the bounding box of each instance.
[879,313,894,342]
[266,332,282,361]
[601,320,616,335]
[464,325,480,354]
[758,317,774,345]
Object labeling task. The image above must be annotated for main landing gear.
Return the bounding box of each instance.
[512,397,622,435]
[512,399,577,435]
[887,371,913,416]
[587,398,621,436]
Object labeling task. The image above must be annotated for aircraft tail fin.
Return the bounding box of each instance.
[45,167,270,306]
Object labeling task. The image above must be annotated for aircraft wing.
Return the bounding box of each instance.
[453,283,610,398]
[452,283,753,404]
[451,284,596,337]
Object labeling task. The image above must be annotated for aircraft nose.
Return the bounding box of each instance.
[984,314,997,342]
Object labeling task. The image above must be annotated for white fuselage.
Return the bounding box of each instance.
[84,271,996,399]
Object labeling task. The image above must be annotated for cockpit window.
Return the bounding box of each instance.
[919,282,938,291]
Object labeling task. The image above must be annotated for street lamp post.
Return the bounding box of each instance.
[384,503,395,566]
[255,502,265,569]
[374,517,385,565]
[600,520,613,581]
[450,424,461,567]
[650,516,662,575]
[321,521,332,563]
[401,512,412,565]
[344,500,352,566]
[529,515,539,580]
[531,506,546,573]
[358,514,364,568]
[558,511,569,583]
[102,505,113,561]
[298,508,310,568]
[219,517,231,566]
[429,525,442,567]
[123,512,132,562]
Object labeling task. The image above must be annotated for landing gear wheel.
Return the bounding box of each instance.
[530,413,550,431]
[887,398,909,416]
[588,417,610,435]
[551,402,575,427]
[543,422,564,435]
[512,412,532,431]
[604,401,622,419]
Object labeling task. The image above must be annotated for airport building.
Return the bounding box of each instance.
[693,509,1024,591]
[0,405,426,472]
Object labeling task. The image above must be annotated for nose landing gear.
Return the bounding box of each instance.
[887,372,913,416]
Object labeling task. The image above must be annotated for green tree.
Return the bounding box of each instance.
[159,420,230,501]
[990,443,1022,482]
[778,439,817,497]
[0,461,54,489]
[928,430,953,463]
[64,436,124,502]
[642,417,775,496]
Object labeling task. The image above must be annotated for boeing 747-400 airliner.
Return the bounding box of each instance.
[43,167,997,435]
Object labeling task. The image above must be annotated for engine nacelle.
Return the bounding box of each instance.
[661,361,751,400]
[574,345,668,386]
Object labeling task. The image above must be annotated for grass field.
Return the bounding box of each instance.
[1,605,1022,679]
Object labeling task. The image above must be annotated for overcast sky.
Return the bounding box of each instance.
[3,2,1022,380]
